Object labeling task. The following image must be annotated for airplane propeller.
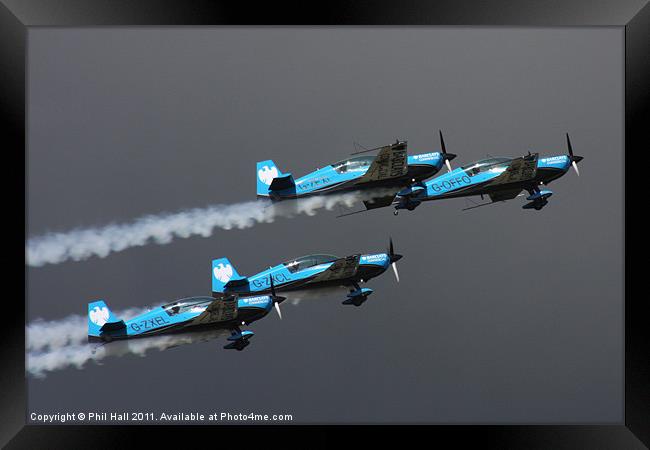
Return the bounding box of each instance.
[387,237,403,283]
[439,130,457,172]
[566,133,583,176]
[268,275,286,320]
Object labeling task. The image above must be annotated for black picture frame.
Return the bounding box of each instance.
[4,0,648,447]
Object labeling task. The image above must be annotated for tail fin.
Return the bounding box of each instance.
[88,300,122,337]
[212,258,248,294]
[257,160,282,196]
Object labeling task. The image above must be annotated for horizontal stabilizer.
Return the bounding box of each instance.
[269,173,295,192]
[100,320,126,332]
[212,258,247,294]
[224,276,249,288]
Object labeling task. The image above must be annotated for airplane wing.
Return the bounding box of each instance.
[335,192,398,217]
[193,295,238,324]
[355,142,408,184]
[310,254,360,283]
[488,188,523,202]
[363,193,397,211]
[488,153,538,186]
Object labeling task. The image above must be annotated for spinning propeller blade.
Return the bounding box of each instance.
[387,237,403,283]
[566,133,583,176]
[445,159,453,172]
[439,130,456,172]
[572,161,580,177]
[269,275,285,320]
[391,262,400,283]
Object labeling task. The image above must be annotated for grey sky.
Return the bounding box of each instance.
[27,27,623,423]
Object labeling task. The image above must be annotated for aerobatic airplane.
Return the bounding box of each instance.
[87,277,286,351]
[211,239,403,307]
[256,136,456,210]
[392,134,583,213]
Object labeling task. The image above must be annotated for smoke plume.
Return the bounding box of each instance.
[26,308,226,378]
[26,191,389,267]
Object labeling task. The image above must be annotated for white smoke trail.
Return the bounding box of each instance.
[26,190,390,267]
[26,308,227,378]
[27,330,228,378]
[26,308,146,353]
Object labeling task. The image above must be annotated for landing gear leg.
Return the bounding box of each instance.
[342,283,373,307]
[523,185,553,211]
[223,326,255,351]
[394,198,421,215]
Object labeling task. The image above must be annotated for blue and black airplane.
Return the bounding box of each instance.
[87,240,402,351]
[211,239,403,307]
[256,139,456,209]
[87,277,286,351]
[392,133,584,213]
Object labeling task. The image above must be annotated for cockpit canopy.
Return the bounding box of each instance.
[282,254,339,273]
[461,157,511,175]
[163,296,213,316]
[331,156,374,174]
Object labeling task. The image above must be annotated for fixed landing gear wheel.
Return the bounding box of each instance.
[394,210,399,216]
